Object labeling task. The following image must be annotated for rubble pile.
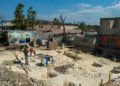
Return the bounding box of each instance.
[64,51,78,60]
[103,77,120,86]
[54,63,74,74]
[111,66,120,74]
[0,67,49,86]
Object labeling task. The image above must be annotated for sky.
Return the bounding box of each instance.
[0,0,120,25]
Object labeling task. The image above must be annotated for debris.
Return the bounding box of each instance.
[64,51,80,60]
[63,80,77,86]
[92,62,102,67]
[103,76,120,86]
[15,53,30,74]
[48,71,58,78]
[0,67,49,86]
[99,79,103,86]
[0,48,120,86]
[111,66,120,74]
[54,63,74,74]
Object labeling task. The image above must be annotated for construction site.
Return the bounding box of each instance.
[0,44,120,86]
[1,1,120,86]
[0,17,120,86]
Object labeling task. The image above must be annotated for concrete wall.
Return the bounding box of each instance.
[35,24,78,31]
[60,25,78,30]
[7,31,37,45]
[100,18,120,35]
[74,36,96,48]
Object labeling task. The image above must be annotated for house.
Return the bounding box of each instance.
[1,30,38,45]
[100,17,120,49]
[100,17,120,35]
[34,24,81,45]
[0,21,14,30]
[73,28,97,51]
[1,21,14,27]
[35,24,81,35]
[34,24,78,32]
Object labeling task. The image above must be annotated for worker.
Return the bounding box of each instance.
[46,40,49,49]
[23,45,29,65]
[29,47,36,57]
[44,55,50,68]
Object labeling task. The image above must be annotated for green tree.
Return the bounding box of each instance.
[53,18,61,29]
[53,18,58,25]
[27,6,36,31]
[14,3,25,30]
[78,22,87,33]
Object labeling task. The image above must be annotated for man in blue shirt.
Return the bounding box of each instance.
[44,55,50,67]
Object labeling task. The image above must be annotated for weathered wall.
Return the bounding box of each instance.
[100,18,120,35]
[74,36,96,49]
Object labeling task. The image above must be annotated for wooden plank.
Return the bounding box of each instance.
[14,53,29,74]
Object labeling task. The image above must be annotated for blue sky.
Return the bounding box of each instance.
[0,0,120,25]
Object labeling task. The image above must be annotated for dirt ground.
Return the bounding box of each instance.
[0,47,120,86]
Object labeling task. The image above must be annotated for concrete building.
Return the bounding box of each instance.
[1,30,38,45]
[100,17,120,35]
[100,17,120,49]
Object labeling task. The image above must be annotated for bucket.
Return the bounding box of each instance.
[19,40,26,44]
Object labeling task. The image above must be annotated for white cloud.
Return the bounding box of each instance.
[113,0,120,4]
[61,2,120,24]
[75,3,92,8]
[40,1,120,25]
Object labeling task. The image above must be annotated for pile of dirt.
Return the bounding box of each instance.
[0,67,49,86]
[103,77,120,86]
[54,63,74,74]
[64,51,80,60]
